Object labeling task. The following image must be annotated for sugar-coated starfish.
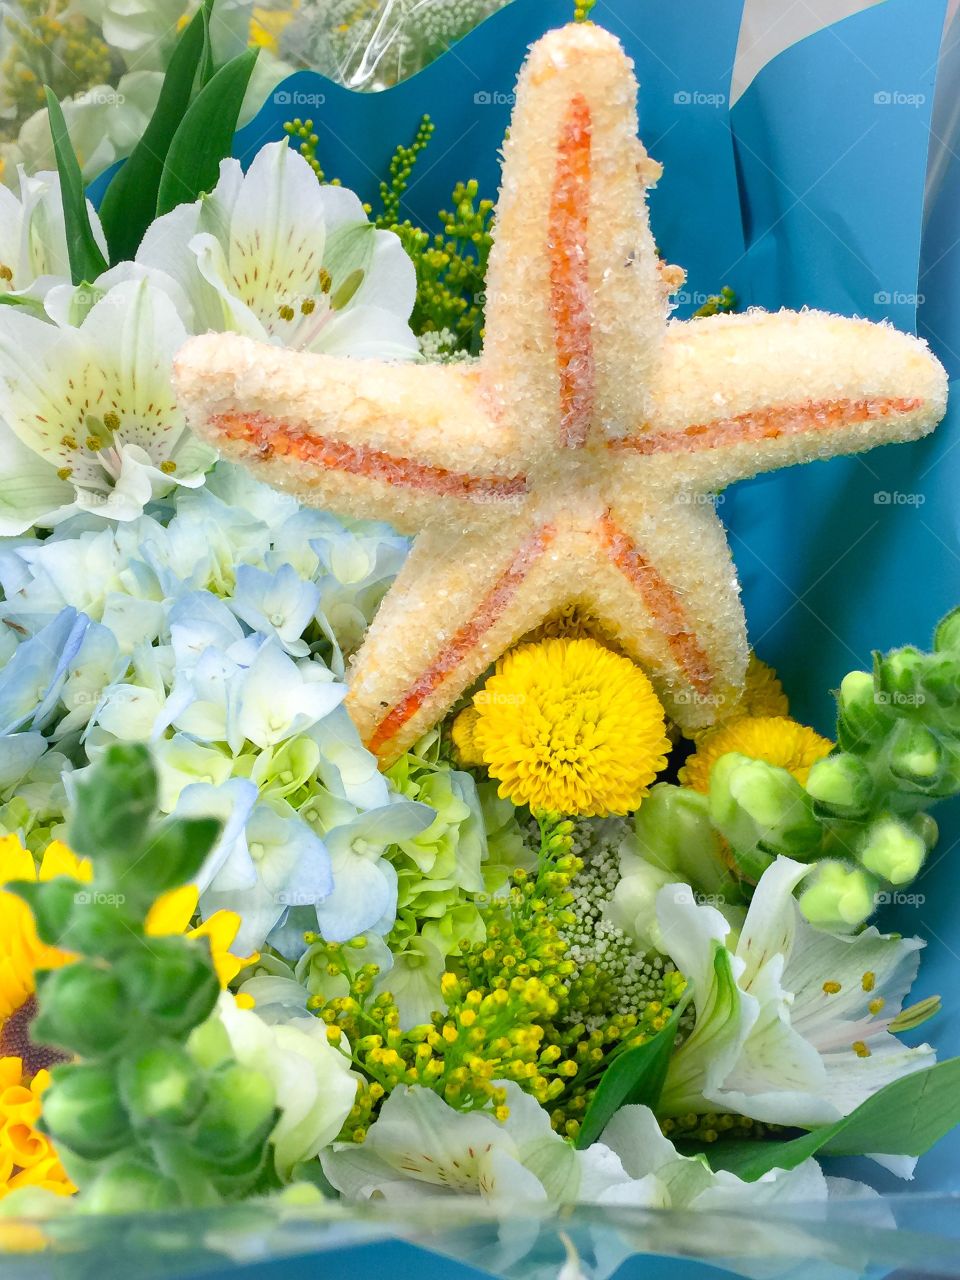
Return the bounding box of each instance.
[174,22,947,764]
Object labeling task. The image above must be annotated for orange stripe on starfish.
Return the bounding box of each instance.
[612,396,923,457]
[598,513,713,695]
[549,94,595,450]
[209,411,529,502]
[367,525,557,755]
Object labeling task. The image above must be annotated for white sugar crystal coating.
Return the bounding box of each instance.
[173,22,947,764]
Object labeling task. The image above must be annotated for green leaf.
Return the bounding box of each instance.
[138,816,222,896]
[199,0,217,87]
[98,4,209,264]
[156,48,259,217]
[43,88,108,285]
[68,743,158,866]
[692,1059,960,1180]
[575,995,689,1149]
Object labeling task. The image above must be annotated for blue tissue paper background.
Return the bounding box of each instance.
[234,0,960,1238]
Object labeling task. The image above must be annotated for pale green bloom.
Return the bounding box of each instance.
[212,993,357,1179]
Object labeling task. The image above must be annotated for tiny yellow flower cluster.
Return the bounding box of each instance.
[2,0,111,130]
[311,817,686,1141]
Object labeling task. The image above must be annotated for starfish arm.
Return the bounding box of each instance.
[614,310,947,489]
[173,333,527,533]
[584,496,749,732]
[346,511,567,762]
[481,23,667,455]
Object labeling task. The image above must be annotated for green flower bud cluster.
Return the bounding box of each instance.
[9,745,279,1211]
[796,612,960,925]
[1,0,113,140]
[649,611,960,930]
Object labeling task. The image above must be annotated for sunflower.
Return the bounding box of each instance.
[0,1059,74,1201]
[680,715,834,794]
[467,637,670,817]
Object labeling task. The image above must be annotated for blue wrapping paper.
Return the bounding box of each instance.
[230,0,960,1207]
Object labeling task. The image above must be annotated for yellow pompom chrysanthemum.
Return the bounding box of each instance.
[469,637,670,817]
[450,705,485,768]
[680,715,833,793]
[738,654,790,720]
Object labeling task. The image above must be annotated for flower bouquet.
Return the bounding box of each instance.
[0,0,958,1276]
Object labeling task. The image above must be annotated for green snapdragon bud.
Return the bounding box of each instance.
[193,1063,276,1163]
[805,754,873,818]
[908,811,939,848]
[799,861,877,929]
[709,754,821,859]
[837,670,891,752]
[858,816,927,885]
[40,1063,130,1160]
[876,646,925,704]
[32,964,130,1058]
[120,937,220,1036]
[920,654,960,709]
[119,1043,205,1128]
[634,784,734,897]
[934,605,960,656]
[83,1158,181,1214]
[887,721,944,790]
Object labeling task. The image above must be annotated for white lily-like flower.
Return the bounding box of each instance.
[212,991,358,1180]
[0,167,106,296]
[320,1082,854,1216]
[6,72,164,185]
[656,856,935,1126]
[0,278,216,533]
[136,140,418,358]
[320,1081,628,1206]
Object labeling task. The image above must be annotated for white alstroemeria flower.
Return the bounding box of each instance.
[0,167,106,296]
[212,992,358,1180]
[656,857,935,1126]
[7,72,164,184]
[136,140,418,358]
[74,0,265,72]
[595,1105,829,1210]
[320,1082,630,1207]
[0,278,216,533]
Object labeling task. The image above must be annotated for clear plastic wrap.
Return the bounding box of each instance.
[277,0,515,89]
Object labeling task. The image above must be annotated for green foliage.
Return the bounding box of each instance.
[99,3,212,263]
[692,285,737,317]
[575,996,689,1148]
[287,113,496,356]
[693,1058,960,1179]
[8,744,280,1210]
[42,88,108,285]
[156,48,259,216]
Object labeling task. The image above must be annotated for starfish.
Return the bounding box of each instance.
[174,22,947,765]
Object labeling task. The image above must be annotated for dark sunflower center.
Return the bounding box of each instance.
[0,995,69,1075]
